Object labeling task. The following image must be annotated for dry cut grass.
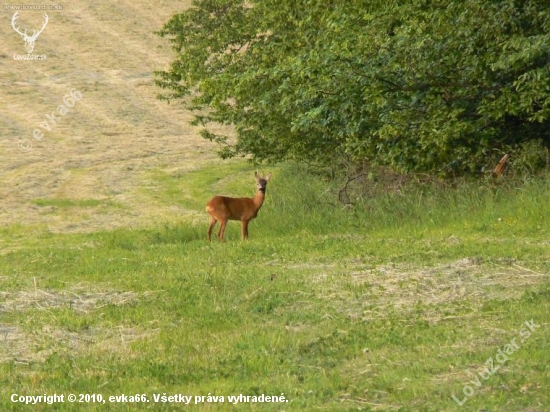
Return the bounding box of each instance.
[0,284,158,363]
[0,0,224,234]
[347,258,547,321]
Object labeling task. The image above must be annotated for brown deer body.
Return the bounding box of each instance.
[206,172,271,241]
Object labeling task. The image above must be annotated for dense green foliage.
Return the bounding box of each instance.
[156,0,550,175]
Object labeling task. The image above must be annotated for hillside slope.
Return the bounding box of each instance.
[0,0,219,233]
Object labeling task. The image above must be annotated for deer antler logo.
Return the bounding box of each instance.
[11,11,49,54]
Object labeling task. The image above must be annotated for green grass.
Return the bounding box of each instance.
[32,199,98,208]
[32,198,117,208]
[0,163,549,411]
[144,161,253,210]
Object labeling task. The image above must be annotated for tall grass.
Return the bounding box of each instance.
[0,162,548,411]
[259,163,550,239]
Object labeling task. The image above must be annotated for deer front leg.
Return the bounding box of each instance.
[241,220,249,240]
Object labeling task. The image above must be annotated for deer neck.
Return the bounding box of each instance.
[253,189,266,210]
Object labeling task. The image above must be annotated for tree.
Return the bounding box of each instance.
[155,0,550,175]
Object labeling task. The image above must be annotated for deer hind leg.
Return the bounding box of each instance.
[207,217,217,242]
[241,220,249,240]
[217,219,227,240]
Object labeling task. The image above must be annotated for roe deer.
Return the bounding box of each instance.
[206,172,271,241]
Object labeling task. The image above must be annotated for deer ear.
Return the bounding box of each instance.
[254,171,260,180]
[265,173,272,181]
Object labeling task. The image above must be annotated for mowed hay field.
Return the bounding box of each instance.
[1,2,550,411]
[0,0,216,235]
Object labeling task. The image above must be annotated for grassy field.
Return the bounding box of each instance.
[0,163,549,411]
[0,0,210,233]
[1,1,549,410]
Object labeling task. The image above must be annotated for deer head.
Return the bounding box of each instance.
[11,11,49,54]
